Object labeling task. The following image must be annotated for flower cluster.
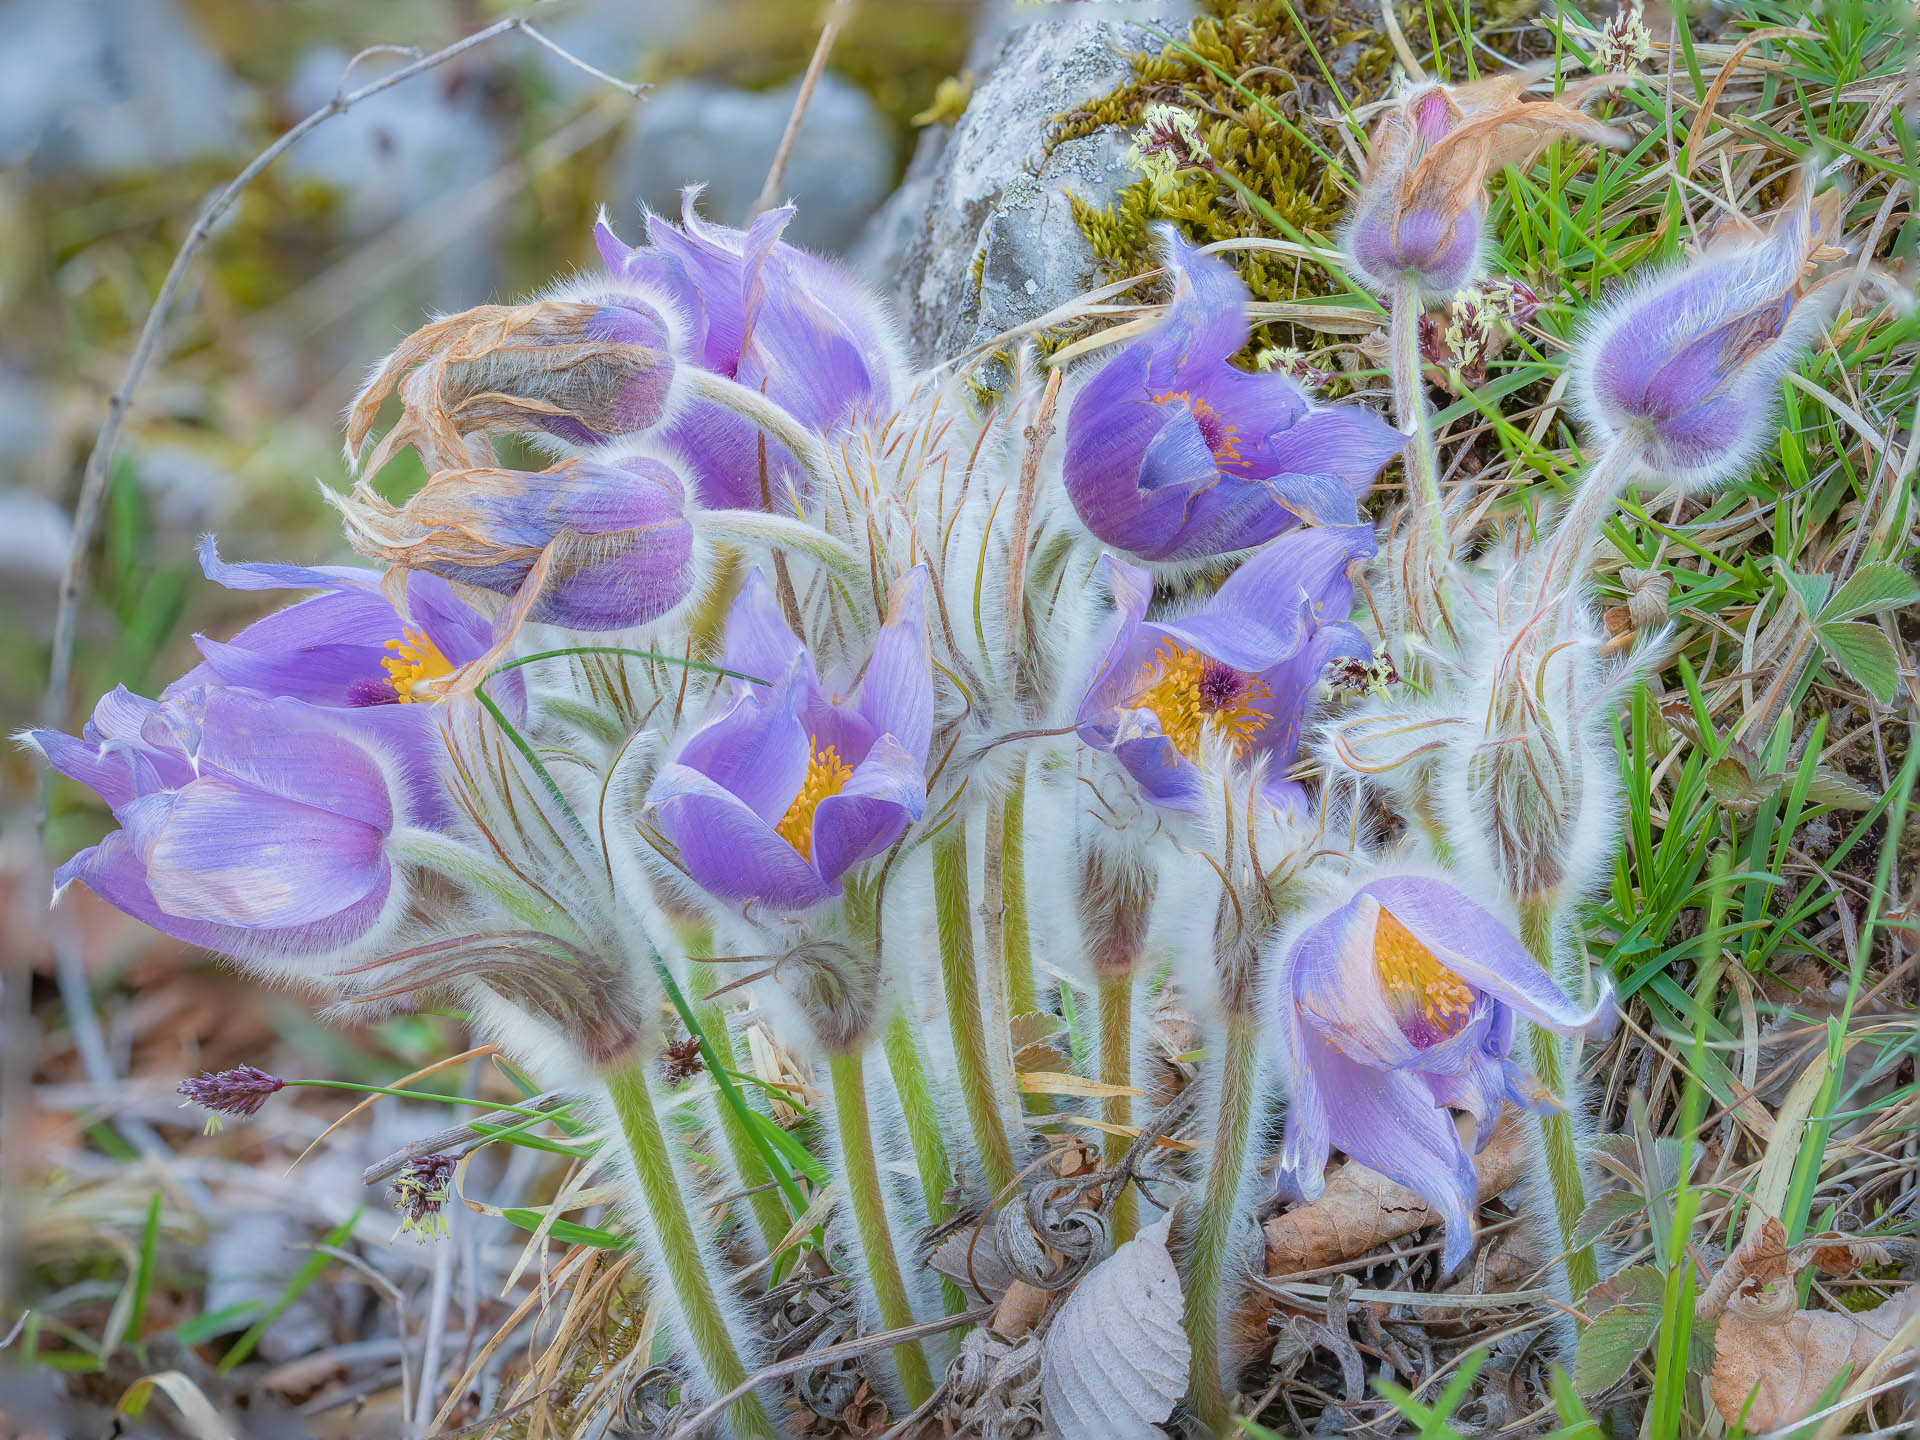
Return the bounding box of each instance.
[26,57,1863,1426]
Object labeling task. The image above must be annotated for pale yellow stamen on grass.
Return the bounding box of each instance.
[382,626,455,702]
[775,738,852,861]
[1127,640,1270,761]
[1373,908,1475,1035]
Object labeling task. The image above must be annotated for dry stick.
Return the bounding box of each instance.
[360,1091,574,1187]
[664,1303,998,1440]
[750,0,855,218]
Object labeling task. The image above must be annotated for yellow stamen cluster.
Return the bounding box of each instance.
[775,738,853,862]
[382,627,455,702]
[1154,390,1244,468]
[1128,641,1270,761]
[1372,908,1475,1036]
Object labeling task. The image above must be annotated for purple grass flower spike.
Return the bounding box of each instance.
[1571,182,1847,488]
[1076,524,1377,812]
[1061,232,1404,562]
[178,1064,285,1130]
[26,687,415,965]
[394,1153,458,1241]
[650,566,933,912]
[333,453,697,632]
[597,193,896,511]
[1274,873,1612,1270]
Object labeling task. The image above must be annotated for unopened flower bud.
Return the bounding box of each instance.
[1572,181,1846,489]
[1346,69,1626,300]
[178,1065,285,1131]
[346,291,677,476]
[331,453,697,633]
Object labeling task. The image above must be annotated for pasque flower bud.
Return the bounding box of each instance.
[346,290,678,475]
[331,453,697,632]
[1345,68,1626,300]
[1571,181,1846,488]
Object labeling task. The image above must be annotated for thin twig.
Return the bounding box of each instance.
[664,1304,996,1440]
[361,1091,574,1187]
[751,0,854,217]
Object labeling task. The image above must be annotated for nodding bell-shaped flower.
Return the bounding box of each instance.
[330,453,697,632]
[597,194,896,512]
[345,290,678,475]
[1345,68,1626,300]
[25,687,417,965]
[1273,874,1611,1270]
[164,539,516,822]
[649,567,933,912]
[1570,182,1847,488]
[1062,232,1404,562]
[1076,524,1377,813]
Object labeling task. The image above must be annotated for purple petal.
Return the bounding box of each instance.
[809,735,923,889]
[650,762,832,910]
[199,535,374,595]
[1110,727,1204,811]
[1142,230,1250,385]
[141,778,391,929]
[1308,1040,1481,1271]
[1252,405,1406,491]
[722,568,807,691]
[1358,875,1610,1034]
[673,666,811,826]
[1288,893,1421,1068]
[1276,1002,1331,1201]
[854,568,933,763]
[194,692,397,834]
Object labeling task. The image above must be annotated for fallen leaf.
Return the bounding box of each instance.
[1040,1215,1189,1440]
[1709,1287,1917,1430]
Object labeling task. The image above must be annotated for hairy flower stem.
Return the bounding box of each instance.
[881,1010,967,1315]
[690,959,792,1254]
[1535,438,1640,610]
[600,1060,775,1439]
[1096,972,1138,1247]
[932,823,1019,1196]
[998,780,1051,1116]
[1183,1014,1262,1433]
[1389,279,1451,603]
[826,1048,936,1406]
[1518,900,1598,1299]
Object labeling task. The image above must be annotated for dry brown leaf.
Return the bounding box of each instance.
[1709,1287,1917,1431]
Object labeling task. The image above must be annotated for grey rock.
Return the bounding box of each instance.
[861,6,1177,369]
[604,73,893,254]
[0,0,249,173]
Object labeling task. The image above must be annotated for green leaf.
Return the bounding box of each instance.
[1779,566,1833,621]
[1572,1303,1659,1395]
[499,1208,634,1250]
[1804,767,1879,810]
[1584,1263,1667,1312]
[1819,562,1920,622]
[1815,620,1901,702]
[1573,1189,1646,1247]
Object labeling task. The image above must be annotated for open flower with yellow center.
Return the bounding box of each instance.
[1076,525,1377,814]
[1061,230,1404,562]
[149,538,519,829]
[1274,873,1612,1270]
[650,566,933,913]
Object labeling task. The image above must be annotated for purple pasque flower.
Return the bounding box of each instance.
[596,193,896,512]
[26,686,414,964]
[1076,524,1377,813]
[1274,873,1610,1269]
[1061,232,1403,563]
[649,566,932,912]
[163,538,513,824]
[1345,70,1625,300]
[1570,182,1847,488]
[331,452,697,632]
